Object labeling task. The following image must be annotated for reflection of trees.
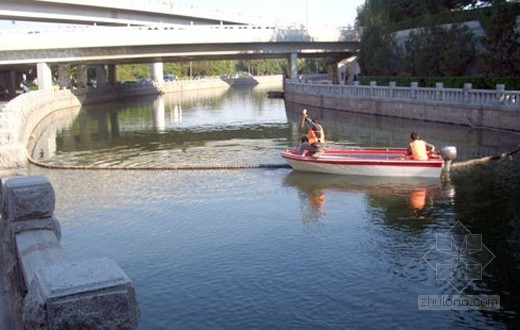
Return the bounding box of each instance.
[50,89,244,153]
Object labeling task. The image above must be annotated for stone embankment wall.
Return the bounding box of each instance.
[0,90,82,169]
[284,80,520,132]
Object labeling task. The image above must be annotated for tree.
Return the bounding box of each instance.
[357,0,402,75]
[479,1,520,76]
[440,24,477,76]
[404,24,476,77]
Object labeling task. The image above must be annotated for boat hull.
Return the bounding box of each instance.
[281,149,444,178]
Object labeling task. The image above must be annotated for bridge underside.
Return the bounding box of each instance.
[0,42,358,67]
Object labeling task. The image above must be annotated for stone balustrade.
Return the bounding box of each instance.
[0,176,139,329]
[287,80,520,110]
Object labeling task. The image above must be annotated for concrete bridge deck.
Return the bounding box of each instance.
[1,0,264,26]
[0,25,359,66]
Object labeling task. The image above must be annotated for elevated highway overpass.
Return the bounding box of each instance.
[0,0,360,94]
[0,25,359,66]
[0,0,265,26]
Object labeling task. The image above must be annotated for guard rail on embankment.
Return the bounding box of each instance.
[284,80,520,132]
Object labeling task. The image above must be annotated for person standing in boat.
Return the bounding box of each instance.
[407,132,435,160]
[303,112,325,157]
[304,113,325,144]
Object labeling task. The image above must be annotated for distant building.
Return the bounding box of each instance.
[329,56,361,85]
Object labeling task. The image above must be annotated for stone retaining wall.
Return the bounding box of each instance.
[285,80,520,132]
[0,90,82,169]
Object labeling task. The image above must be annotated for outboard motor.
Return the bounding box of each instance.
[439,146,457,172]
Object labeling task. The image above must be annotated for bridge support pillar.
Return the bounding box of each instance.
[36,63,53,90]
[151,62,164,85]
[77,64,88,89]
[288,53,298,80]
[57,64,71,89]
[108,64,117,86]
[95,65,106,88]
[0,70,17,97]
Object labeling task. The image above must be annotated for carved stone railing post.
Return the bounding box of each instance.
[0,176,139,329]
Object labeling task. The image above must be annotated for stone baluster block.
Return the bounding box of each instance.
[2,176,60,240]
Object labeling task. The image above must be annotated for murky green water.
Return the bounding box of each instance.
[28,85,519,329]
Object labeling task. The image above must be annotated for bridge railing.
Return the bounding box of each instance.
[287,80,519,110]
[0,24,360,43]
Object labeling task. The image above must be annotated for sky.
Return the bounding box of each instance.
[0,0,365,29]
[170,0,365,27]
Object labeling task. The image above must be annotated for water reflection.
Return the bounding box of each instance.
[28,106,81,160]
[283,171,455,226]
[31,87,289,166]
[152,97,166,132]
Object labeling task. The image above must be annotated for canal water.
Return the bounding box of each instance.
[28,85,519,329]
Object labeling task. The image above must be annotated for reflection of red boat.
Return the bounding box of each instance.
[281,148,453,178]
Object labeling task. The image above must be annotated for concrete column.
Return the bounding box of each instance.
[36,63,53,90]
[151,62,164,84]
[57,64,71,89]
[95,65,106,88]
[288,53,298,79]
[76,64,88,89]
[108,64,117,86]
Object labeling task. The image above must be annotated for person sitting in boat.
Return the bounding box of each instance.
[407,132,435,160]
[297,135,311,155]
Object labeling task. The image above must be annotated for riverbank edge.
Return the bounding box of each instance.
[284,81,520,133]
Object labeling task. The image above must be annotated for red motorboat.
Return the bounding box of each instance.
[281,147,456,178]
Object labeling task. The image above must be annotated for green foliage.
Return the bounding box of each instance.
[478,2,520,75]
[404,24,476,76]
[299,59,330,74]
[357,1,402,76]
[357,0,519,88]
[116,59,287,81]
[391,2,520,31]
[236,59,287,75]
